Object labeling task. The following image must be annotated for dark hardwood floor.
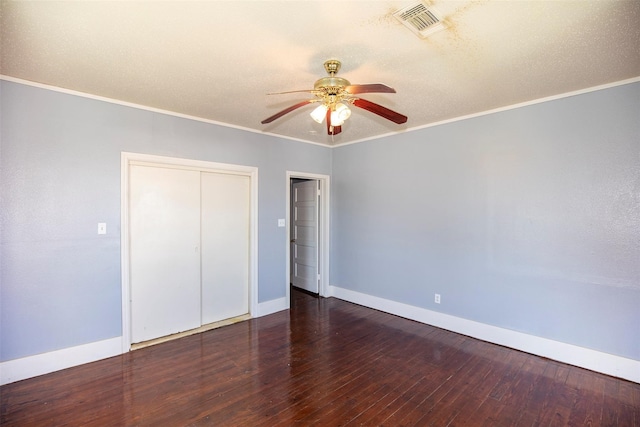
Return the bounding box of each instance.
[2,288,639,426]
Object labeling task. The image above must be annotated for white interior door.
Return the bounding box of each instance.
[201,172,250,324]
[291,180,319,293]
[130,165,202,343]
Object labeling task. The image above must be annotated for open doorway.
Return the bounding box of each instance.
[290,178,319,294]
[286,172,330,304]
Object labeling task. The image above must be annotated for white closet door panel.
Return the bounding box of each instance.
[130,165,202,343]
[201,172,250,324]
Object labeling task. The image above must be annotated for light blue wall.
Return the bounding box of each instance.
[0,81,332,361]
[2,80,638,365]
[331,82,640,360]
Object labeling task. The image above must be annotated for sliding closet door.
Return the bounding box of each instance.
[201,172,250,324]
[130,165,202,343]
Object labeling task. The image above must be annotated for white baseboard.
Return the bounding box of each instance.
[4,291,636,385]
[1,300,288,385]
[256,296,288,317]
[329,285,640,384]
[0,337,122,386]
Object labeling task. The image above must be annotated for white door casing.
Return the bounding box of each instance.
[285,171,330,305]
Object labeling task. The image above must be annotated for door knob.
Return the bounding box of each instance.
[290,239,296,243]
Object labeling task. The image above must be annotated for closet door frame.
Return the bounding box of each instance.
[120,152,258,352]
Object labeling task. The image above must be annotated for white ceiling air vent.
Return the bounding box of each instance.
[394,2,446,38]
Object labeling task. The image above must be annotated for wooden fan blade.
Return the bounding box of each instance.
[267,89,317,95]
[352,98,408,124]
[261,100,314,124]
[345,84,396,94]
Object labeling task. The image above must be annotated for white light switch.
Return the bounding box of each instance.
[98,223,107,235]
[277,219,286,227]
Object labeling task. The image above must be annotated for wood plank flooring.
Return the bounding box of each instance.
[2,288,639,426]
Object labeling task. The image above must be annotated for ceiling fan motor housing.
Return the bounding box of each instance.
[313,76,350,93]
[315,59,350,95]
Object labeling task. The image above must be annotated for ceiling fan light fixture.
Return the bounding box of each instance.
[310,104,328,123]
[262,59,407,135]
[331,103,351,126]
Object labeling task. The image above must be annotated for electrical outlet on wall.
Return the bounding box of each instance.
[434,293,441,304]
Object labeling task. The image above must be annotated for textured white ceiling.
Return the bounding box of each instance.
[2,0,639,146]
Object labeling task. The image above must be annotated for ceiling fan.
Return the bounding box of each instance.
[261,60,408,136]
